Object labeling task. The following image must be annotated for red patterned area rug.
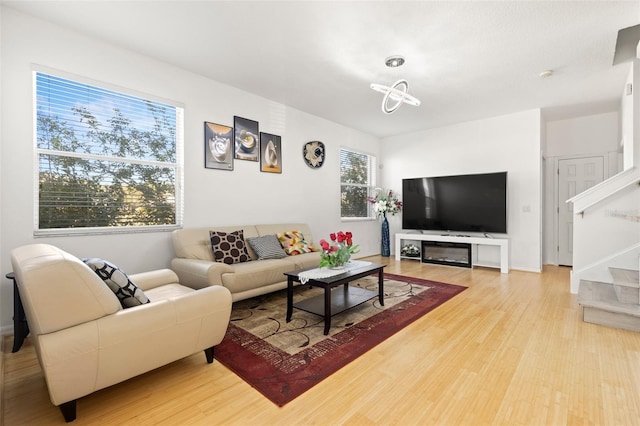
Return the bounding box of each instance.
[215,273,466,406]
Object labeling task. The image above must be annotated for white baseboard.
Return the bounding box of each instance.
[511,266,543,273]
[1,324,15,337]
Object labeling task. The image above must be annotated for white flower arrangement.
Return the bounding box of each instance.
[367,188,402,218]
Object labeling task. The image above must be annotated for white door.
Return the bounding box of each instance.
[557,157,604,266]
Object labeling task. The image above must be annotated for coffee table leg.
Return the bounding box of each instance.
[286,276,294,322]
[324,286,331,335]
[378,268,385,306]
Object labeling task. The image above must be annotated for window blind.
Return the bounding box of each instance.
[35,72,183,234]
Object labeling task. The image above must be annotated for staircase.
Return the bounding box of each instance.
[571,57,640,331]
[569,167,640,332]
[578,267,640,332]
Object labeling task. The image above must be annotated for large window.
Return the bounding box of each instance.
[340,147,376,218]
[35,72,183,235]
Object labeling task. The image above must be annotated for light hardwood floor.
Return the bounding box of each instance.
[2,257,640,425]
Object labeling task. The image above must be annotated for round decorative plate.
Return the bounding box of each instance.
[303,141,325,168]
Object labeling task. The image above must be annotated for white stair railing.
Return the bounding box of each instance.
[567,167,639,217]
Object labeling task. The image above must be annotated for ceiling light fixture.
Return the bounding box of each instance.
[385,56,405,67]
[370,55,421,114]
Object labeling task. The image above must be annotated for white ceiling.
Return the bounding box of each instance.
[4,1,639,138]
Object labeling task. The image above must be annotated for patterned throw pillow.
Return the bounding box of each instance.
[277,230,317,255]
[82,258,150,309]
[210,229,251,264]
[247,234,288,260]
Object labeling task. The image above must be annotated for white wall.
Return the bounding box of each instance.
[0,5,3,325]
[543,111,622,265]
[621,61,635,169]
[546,112,620,158]
[0,8,381,332]
[380,109,543,272]
[633,58,640,167]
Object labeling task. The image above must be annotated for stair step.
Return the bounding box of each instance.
[609,267,640,288]
[578,280,640,332]
[613,285,639,304]
[609,268,640,304]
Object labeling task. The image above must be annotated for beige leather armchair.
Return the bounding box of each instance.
[10,243,232,422]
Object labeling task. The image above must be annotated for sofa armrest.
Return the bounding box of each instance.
[129,269,179,291]
[170,258,232,289]
[38,285,232,406]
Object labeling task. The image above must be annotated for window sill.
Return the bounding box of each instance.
[34,224,181,238]
[340,217,376,222]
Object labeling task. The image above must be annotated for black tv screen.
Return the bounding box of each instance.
[402,172,507,234]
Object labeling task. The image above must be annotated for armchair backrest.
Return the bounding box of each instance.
[10,244,121,335]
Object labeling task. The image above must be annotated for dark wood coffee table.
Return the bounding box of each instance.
[284,262,385,335]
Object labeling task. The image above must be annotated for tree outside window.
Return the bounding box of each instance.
[340,148,376,218]
[35,72,183,234]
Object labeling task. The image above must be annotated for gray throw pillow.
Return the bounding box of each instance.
[247,234,288,260]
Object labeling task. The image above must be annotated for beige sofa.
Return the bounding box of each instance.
[171,223,321,301]
[10,243,232,422]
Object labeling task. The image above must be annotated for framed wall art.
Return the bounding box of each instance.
[204,122,234,170]
[234,116,259,162]
[260,132,282,173]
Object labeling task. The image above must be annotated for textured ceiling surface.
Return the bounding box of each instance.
[4,1,640,137]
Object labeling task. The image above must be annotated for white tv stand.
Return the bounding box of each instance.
[395,233,509,273]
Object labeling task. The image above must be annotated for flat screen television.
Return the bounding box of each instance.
[402,172,507,234]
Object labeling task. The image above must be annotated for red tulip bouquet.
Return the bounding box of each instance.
[319,231,359,268]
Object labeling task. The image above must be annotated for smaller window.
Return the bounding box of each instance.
[340,148,376,218]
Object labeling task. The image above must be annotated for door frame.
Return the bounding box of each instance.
[550,152,610,266]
